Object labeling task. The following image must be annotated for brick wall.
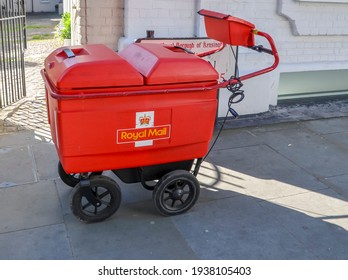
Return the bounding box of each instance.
[72,0,348,115]
[124,0,196,39]
[120,0,348,66]
[276,0,348,67]
[71,0,124,50]
[72,0,348,69]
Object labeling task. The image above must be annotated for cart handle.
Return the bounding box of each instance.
[215,30,279,89]
[241,30,279,81]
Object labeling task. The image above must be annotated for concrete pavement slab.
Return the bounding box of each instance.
[172,195,317,259]
[31,142,58,181]
[0,130,42,147]
[208,144,327,201]
[251,125,348,178]
[211,128,262,150]
[64,205,198,260]
[0,180,63,233]
[265,188,348,220]
[197,161,248,202]
[260,191,348,259]
[0,224,73,260]
[324,174,348,198]
[322,132,348,156]
[248,121,303,134]
[55,179,73,216]
[302,117,348,135]
[0,145,37,187]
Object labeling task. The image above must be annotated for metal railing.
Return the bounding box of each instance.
[0,0,26,108]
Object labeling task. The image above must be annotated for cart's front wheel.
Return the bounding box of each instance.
[58,161,102,187]
[70,175,121,223]
[153,170,200,216]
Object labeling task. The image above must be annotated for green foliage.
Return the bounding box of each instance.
[56,12,71,40]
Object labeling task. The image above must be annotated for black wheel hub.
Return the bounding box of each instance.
[172,188,184,200]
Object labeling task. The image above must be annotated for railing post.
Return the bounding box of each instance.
[0,0,26,109]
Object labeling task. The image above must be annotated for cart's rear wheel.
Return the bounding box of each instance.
[58,161,102,187]
[153,170,200,216]
[70,175,121,223]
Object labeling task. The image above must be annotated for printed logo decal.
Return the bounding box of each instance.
[117,111,171,147]
[139,114,151,125]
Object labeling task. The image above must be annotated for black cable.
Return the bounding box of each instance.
[203,106,229,161]
[202,46,244,161]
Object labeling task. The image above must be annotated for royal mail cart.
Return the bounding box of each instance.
[41,10,279,223]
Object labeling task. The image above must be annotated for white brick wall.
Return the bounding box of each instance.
[72,0,348,115]
[279,0,348,36]
[71,0,124,50]
[119,0,348,115]
[276,0,348,67]
[124,0,196,39]
[73,0,348,67]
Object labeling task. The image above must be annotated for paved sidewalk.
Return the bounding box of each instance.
[1,13,348,260]
[1,117,348,259]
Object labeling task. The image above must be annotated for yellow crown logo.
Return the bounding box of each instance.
[139,114,151,125]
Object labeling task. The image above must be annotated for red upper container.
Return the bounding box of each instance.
[42,44,219,173]
[198,9,255,47]
[119,43,218,85]
[44,44,144,91]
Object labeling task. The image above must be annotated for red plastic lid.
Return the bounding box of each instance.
[119,43,219,85]
[44,44,144,91]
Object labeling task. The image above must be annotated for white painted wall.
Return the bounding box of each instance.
[117,0,348,116]
[69,0,348,116]
[25,0,59,13]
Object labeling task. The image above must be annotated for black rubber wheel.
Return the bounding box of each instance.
[153,170,200,216]
[70,175,122,223]
[58,161,102,187]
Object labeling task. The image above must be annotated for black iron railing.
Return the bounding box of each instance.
[0,0,26,108]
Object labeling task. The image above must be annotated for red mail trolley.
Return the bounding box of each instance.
[41,10,279,223]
